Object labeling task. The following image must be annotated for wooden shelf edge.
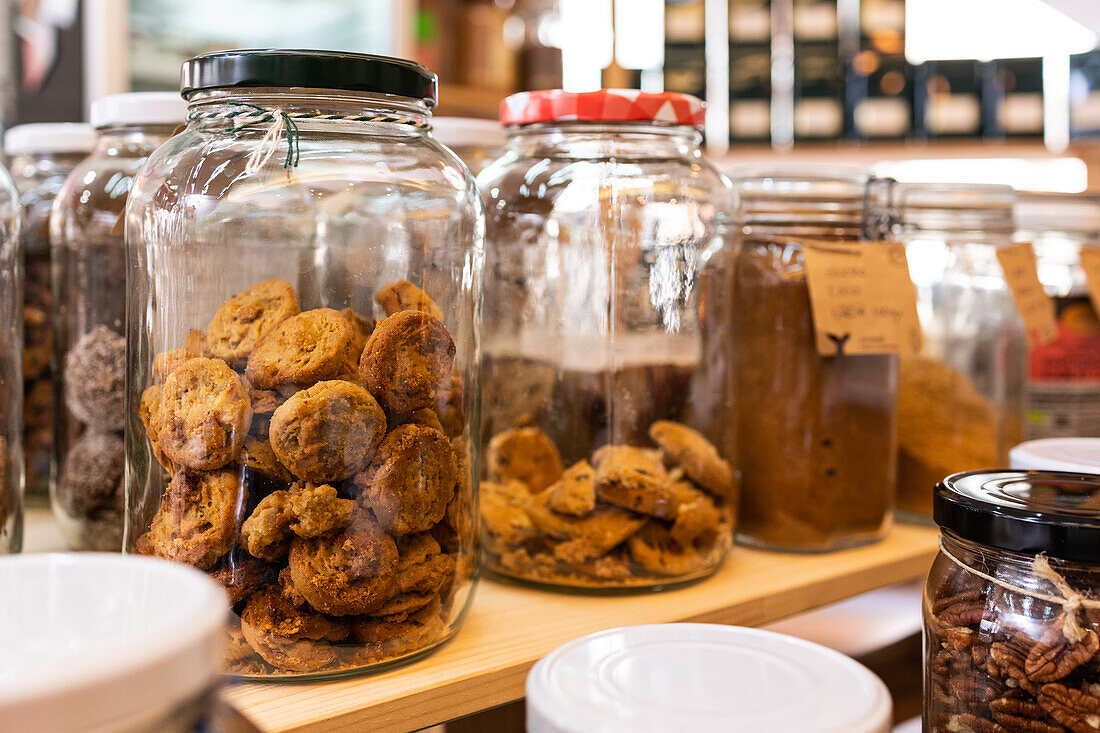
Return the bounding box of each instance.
[223,524,938,733]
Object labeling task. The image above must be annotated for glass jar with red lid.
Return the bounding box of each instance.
[476,89,738,591]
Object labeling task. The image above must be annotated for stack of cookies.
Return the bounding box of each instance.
[482,422,734,588]
[136,279,471,675]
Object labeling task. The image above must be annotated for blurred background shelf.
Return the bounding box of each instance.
[222,523,939,733]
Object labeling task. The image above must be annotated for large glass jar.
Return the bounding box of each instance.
[476,89,737,591]
[4,123,95,504]
[50,92,187,551]
[731,168,895,552]
[924,470,1100,732]
[1017,191,1100,439]
[0,163,23,553]
[124,50,482,679]
[892,184,1028,520]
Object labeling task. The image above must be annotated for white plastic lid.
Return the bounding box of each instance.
[90,91,188,129]
[1016,192,1100,235]
[1010,437,1100,473]
[4,123,95,155]
[431,117,505,149]
[0,553,228,733]
[526,624,892,733]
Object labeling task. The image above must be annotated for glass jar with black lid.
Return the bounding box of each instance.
[125,49,482,679]
[925,470,1100,731]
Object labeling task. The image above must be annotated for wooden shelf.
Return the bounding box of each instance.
[223,523,939,733]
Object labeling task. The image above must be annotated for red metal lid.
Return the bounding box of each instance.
[500,89,706,128]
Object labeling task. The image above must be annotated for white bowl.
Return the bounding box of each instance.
[0,553,228,733]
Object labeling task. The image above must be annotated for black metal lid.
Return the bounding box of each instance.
[180,49,437,106]
[934,470,1100,562]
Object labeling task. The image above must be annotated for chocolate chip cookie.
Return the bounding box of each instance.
[357,424,457,536]
[269,380,387,482]
[488,427,564,492]
[592,445,677,519]
[359,310,455,415]
[157,357,253,471]
[136,468,247,569]
[287,512,399,616]
[649,420,734,499]
[241,583,349,673]
[246,308,357,389]
[206,279,300,366]
[374,280,444,323]
[525,487,646,565]
[546,460,596,517]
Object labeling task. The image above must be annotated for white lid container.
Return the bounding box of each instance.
[4,123,95,155]
[526,623,892,733]
[1009,437,1100,473]
[90,91,188,129]
[0,553,228,733]
[431,117,505,149]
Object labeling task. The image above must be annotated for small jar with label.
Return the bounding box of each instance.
[730,167,896,552]
[430,117,504,176]
[477,89,737,590]
[1017,191,1100,439]
[0,163,23,553]
[50,92,187,551]
[891,184,1028,520]
[925,470,1100,732]
[4,123,96,504]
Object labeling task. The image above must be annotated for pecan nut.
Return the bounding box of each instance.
[1026,629,1100,684]
[1038,683,1100,732]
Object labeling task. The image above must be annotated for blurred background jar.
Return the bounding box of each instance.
[477,89,737,591]
[0,161,23,554]
[1016,191,1100,439]
[431,117,505,176]
[891,184,1027,520]
[730,167,895,552]
[49,92,187,551]
[4,123,95,507]
[125,49,481,679]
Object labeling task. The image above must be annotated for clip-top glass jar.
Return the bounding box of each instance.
[891,184,1027,520]
[0,163,23,553]
[925,470,1100,732]
[125,50,482,679]
[476,89,737,590]
[1017,191,1100,439]
[730,167,895,552]
[50,92,187,551]
[4,123,95,504]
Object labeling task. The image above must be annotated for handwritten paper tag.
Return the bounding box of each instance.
[995,242,1058,347]
[800,239,923,356]
[1079,247,1100,317]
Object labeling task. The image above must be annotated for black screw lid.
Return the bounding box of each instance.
[934,470,1100,562]
[180,49,437,106]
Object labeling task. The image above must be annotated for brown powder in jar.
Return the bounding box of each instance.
[896,355,998,516]
[735,239,896,551]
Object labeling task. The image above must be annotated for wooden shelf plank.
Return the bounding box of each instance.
[223,523,939,733]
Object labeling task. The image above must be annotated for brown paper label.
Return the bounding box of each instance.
[1079,247,1100,317]
[801,239,923,356]
[996,242,1058,347]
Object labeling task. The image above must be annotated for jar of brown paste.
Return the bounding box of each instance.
[730,167,896,552]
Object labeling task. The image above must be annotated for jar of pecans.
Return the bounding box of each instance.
[925,470,1100,732]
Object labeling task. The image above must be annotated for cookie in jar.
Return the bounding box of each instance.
[125,49,482,679]
[476,90,737,590]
